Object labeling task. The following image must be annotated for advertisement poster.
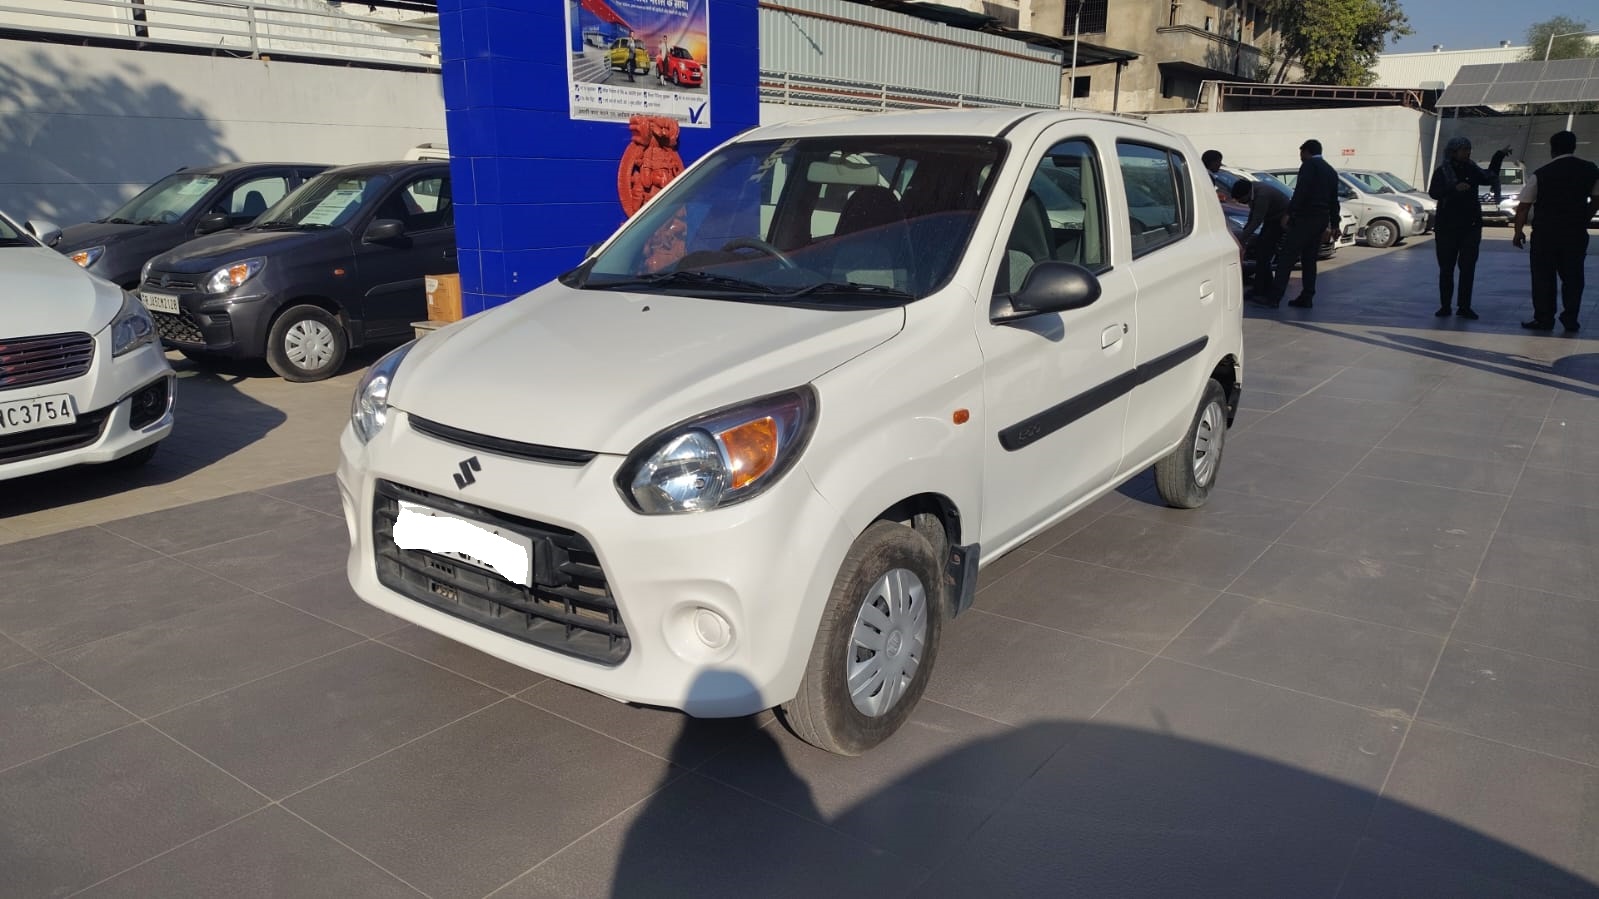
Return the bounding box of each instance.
[566,0,711,127]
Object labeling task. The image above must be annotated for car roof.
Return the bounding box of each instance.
[310,161,451,178]
[174,161,330,175]
[743,108,1167,142]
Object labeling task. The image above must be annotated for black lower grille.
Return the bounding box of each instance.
[0,406,112,465]
[153,311,205,344]
[372,480,628,665]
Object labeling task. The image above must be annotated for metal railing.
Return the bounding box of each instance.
[0,0,440,70]
[760,70,1060,113]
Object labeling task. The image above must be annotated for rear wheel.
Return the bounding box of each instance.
[781,520,945,756]
[266,305,347,382]
[1155,379,1229,509]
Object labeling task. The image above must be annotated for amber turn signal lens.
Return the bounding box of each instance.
[225,263,252,288]
[70,250,93,267]
[717,416,779,490]
[953,409,970,425]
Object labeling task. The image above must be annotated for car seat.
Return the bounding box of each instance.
[1002,192,1053,294]
[240,190,268,219]
[831,186,911,290]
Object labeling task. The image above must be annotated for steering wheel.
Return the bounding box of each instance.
[720,237,797,271]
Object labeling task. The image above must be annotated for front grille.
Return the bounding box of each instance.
[0,406,112,465]
[0,332,95,390]
[153,311,205,345]
[372,480,628,665]
[146,273,199,291]
[410,416,597,466]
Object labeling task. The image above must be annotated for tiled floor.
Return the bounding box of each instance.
[3,232,1599,897]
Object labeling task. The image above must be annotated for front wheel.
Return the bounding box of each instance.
[780,520,945,756]
[266,305,347,382]
[1365,218,1399,248]
[1154,379,1229,509]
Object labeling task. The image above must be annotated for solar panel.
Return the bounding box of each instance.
[1438,59,1599,107]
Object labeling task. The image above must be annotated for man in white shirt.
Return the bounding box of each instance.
[1512,131,1599,332]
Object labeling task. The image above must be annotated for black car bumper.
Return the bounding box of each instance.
[140,276,276,359]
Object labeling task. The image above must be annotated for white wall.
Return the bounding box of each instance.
[0,40,446,225]
[1148,106,1432,186]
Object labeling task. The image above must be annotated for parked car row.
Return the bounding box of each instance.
[49,159,457,382]
[1258,166,1428,248]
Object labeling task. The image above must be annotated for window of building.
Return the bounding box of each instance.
[1064,0,1109,34]
[1072,76,1091,99]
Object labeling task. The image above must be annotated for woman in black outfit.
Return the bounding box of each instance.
[1427,137,1510,320]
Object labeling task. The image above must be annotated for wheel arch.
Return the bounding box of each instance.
[1210,353,1240,425]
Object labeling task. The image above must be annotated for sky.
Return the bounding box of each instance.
[1389,0,1589,53]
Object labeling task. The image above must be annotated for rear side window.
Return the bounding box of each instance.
[1116,142,1193,257]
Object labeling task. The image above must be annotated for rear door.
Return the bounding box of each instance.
[352,169,455,338]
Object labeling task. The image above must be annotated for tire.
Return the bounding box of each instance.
[1365,218,1399,248]
[1154,379,1229,510]
[266,305,347,382]
[103,443,158,471]
[780,520,945,756]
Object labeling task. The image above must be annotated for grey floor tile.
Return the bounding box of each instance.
[1229,544,1473,635]
[519,679,767,769]
[0,724,265,898]
[0,527,151,596]
[1246,395,1412,447]
[1316,368,1444,405]
[1397,404,1545,441]
[1114,488,1312,540]
[700,700,1065,866]
[153,641,502,798]
[493,773,921,899]
[79,806,422,898]
[1370,723,1599,893]
[980,553,1219,652]
[1379,422,1535,465]
[378,625,544,694]
[1454,581,1599,671]
[1224,429,1375,475]
[1047,514,1269,590]
[1478,530,1598,600]
[1217,456,1347,504]
[1237,388,1296,412]
[1548,390,1599,423]
[1354,447,1525,496]
[256,474,343,517]
[0,558,248,655]
[175,516,349,593]
[285,700,671,899]
[0,632,34,671]
[1279,504,1494,577]
[0,660,135,771]
[926,609,1151,725]
[51,596,364,718]
[268,571,408,637]
[1495,496,1599,545]
[1318,475,1510,523]
[100,492,326,554]
[1095,658,1406,791]
[1336,837,1574,899]
[1526,420,1599,473]
[1163,594,1442,713]
[1419,641,1599,766]
[973,547,1038,595]
[1515,465,1599,511]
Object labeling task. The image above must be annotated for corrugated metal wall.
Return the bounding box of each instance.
[759,0,1063,108]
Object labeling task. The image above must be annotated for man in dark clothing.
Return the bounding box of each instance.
[1202,150,1228,201]
[1428,137,1511,320]
[1232,179,1288,298]
[1513,131,1599,332]
[1254,139,1339,309]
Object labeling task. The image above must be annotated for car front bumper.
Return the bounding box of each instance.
[140,278,276,359]
[337,410,852,717]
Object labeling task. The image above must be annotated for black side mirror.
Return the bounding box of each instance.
[365,219,405,243]
[991,261,1102,324]
[194,212,230,235]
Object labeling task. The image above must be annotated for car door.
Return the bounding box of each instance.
[1115,136,1234,467]
[352,170,456,339]
[974,127,1137,549]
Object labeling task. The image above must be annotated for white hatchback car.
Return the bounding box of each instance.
[339,110,1244,754]
[1,211,174,481]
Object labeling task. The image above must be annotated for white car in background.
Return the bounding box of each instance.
[0,210,174,481]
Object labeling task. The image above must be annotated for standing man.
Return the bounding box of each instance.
[1202,150,1228,201]
[1257,139,1339,309]
[1513,131,1599,332]
[1428,137,1511,320]
[1231,179,1288,299]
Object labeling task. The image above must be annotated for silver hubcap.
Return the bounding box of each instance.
[1193,400,1226,487]
[284,319,337,370]
[847,568,928,718]
[1370,223,1393,245]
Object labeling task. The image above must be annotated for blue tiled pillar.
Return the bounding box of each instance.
[439,0,760,316]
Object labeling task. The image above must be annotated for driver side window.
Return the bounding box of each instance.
[375,175,452,233]
[997,138,1107,296]
[213,175,289,222]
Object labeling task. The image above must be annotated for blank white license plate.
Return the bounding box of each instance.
[392,500,535,587]
[140,291,181,315]
[0,394,76,435]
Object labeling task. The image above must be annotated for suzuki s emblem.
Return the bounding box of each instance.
[453,456,481,489]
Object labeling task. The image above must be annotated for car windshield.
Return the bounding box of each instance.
[255,172,389,230]
[571,136,1006,303]
[670,47,692,59]
[103,173,222,225]
[1376,171,1417,192]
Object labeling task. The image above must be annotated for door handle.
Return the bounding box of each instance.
[1101,323,1124,349]
[1199,279,1214,300]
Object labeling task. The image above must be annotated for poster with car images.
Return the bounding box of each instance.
[566,0,710,127]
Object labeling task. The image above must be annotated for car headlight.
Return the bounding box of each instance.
[110,291,156,357]
[203,257,265,294]
[70,246,105,268]
[618,388,817,514]
[1397,200,1420,214]
[351,341,415,444]
[141,258,155,284]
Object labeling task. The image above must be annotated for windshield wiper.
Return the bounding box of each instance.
[586,270,779,294]
[135,218,171,226]
[99,217,139,225]
[785,281,914,303]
